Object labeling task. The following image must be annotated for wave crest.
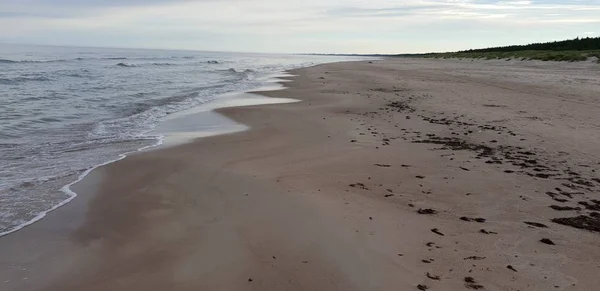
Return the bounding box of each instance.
[0,76,51,84]
[224,68,256,80]
[0,58,67,64]
[116,62,136,67]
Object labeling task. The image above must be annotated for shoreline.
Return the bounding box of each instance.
[0,71,299,239]
[1,58,599,290]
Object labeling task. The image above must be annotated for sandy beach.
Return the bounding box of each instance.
[1,58,600,291]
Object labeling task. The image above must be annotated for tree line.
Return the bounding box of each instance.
[459,37,600,53]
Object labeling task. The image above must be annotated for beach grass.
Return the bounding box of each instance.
[419,50,600,62]
[394,37,600,62]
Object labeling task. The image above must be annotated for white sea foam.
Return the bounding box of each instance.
[0,135,164,237]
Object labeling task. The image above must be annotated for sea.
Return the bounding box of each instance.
[0,44,363,236]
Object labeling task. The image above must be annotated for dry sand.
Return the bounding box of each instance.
[1,58,600,291]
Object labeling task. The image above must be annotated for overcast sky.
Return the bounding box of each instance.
[0,0,598,53]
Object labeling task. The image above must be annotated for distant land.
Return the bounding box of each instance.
[309,37,600,62]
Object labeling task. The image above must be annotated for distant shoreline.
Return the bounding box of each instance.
[306,36,600,63]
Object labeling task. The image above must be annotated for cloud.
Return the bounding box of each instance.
[5,0,193,8]
[0,0,599,53]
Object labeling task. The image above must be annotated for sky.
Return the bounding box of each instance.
[0,0,599,54]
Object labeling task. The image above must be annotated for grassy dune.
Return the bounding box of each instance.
[400,37,600,63]
[423,50,600,62]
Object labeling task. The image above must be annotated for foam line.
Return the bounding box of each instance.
[0,136,164,238]
[0,73,292,238]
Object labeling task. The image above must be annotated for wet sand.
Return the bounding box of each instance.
[1,58,600,291]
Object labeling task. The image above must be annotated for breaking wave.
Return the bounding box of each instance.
[224,68,257,80]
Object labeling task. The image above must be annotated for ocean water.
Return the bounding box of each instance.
[0,44,360,236]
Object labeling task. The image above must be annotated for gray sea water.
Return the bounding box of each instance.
[0,44,360,236]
